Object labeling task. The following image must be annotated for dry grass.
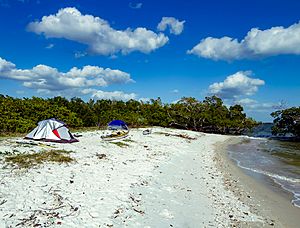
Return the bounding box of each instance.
[123,139,135,143]
[5,149,75,169]
[111,141,129,148]
[0,132,25,138]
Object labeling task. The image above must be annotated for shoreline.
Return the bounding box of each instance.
[0,128,261,227]
[215,136,300,227]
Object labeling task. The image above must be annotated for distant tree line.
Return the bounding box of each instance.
[0,94,258,135]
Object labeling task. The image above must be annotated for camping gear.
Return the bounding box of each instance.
[102,120,129,141]
[25,118,78,143]
[107,120,128,131]
[101,130,129,141]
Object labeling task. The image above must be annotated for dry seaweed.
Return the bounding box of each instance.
[111,141,129,148]
[5,150,75,169]
[165,133,197,140]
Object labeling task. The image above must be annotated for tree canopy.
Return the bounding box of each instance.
[271,107,300,137]
[0,94,258,135]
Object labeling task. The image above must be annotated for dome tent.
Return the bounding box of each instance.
[107,120,128,131]
[25,118,78,143]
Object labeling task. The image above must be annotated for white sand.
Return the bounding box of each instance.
[0,128,262,227]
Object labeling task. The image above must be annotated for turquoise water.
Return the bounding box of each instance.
[228,138,300,208]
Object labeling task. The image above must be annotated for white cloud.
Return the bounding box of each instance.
[0,57,15,73]
[45,43,54,49]
[129,2,142,9]
[208,71,265,99]
[157,17,185,35]
[27,7,169,55]
[0,57,133,92]
[187,37,246,60]
[139,97,151,102]
[188,21,300,60]
[236,98,280,112]
[171,89,179,94]
[82,88,137,101]
[74,51,87,58]
[171,99,180,104]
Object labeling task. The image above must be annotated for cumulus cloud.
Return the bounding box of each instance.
[157,17,185,35]
[0,57,133,92]
[27,7,168,55]
[188,21,300,60]
[82,88,137,101]
[208,71,265,99]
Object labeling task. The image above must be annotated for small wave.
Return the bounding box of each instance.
[230,155,300,208]
[229,155,300,183]
[228,141,300,208]
[291,199,300,208]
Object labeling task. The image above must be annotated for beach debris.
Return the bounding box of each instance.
[16,140,39,146]
[113,208,124,218]
[133,208,145,214]
[164,133,196,140]
[0,199,7,205]
[96,153,107,159]
[142,129,152,135]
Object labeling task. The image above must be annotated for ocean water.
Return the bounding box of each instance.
[228,138,300,208]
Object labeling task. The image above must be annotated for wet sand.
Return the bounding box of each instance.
[215,137,300,228]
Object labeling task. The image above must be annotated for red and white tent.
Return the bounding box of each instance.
[25,118,78,143]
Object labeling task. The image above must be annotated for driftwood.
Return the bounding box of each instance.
[165,133,196,140]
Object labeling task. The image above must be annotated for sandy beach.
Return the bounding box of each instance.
[0,127,295,227]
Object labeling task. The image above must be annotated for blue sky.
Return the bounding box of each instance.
[0,0,300,122]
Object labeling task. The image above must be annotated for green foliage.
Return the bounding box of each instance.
[271,107,300,137]
[0,94,257,135]
[168,96,257,134]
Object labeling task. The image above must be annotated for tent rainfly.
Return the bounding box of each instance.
[25,118,78,143]
[107,120,128,131]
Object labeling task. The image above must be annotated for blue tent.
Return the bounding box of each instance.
[108,120,128,130]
